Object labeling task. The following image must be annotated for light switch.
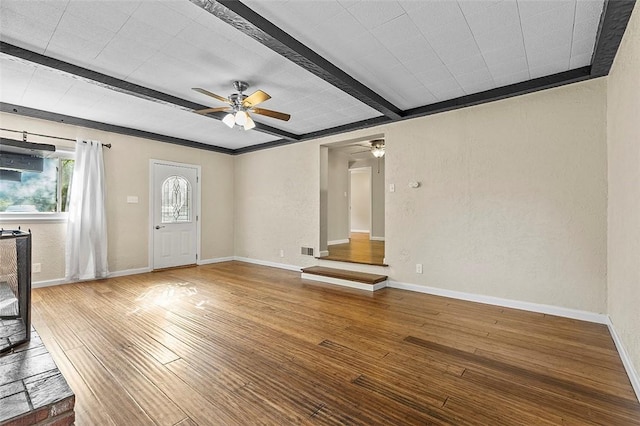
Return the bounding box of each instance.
[127,196,139,204]
[389,184,395,193]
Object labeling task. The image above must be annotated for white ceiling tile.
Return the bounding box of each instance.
[529,60,569,79]
[517,0,575,19]
[574,0,604,23]
[571,36,597,57]
[527,43,571,69]
[347,1,406,29]
[93,38,156,79]
[435,37,481,65]
[46,30,107,63]
[0,0,66,29]
[520,1,575,41]
[51,14,116,51]
[131,1,192,37]
[487,55,529,78]
[409,1,468,38]
[431,86,466,102]
[573,16,601,41]
[116,17,173,50]
[372,14,421,49]
[569,52,592,68]
[398,42,442,71]
[458,0,503,17]
[0,57,34,102]
[524,27,573,57]
[454,68,494,94]
[64,1,132,33]
[0,8,56,53]
[473,23,523,53]
[161,0,204,20]
[482,40,527,67]
[463,0,519,36]
[447,54,487,76]
[493,70,530,86]
[414,65,454,86]
[21,68,75,110]
[279,0,345,27]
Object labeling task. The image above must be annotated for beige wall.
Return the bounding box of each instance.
[327,149,350,243]
[235,78,608,313]
[607,5,640,382]
[0,112,235,281]
[234,140,319,266]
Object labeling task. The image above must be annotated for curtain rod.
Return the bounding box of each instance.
[0,128,112,148]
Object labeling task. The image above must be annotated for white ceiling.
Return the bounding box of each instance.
[0,0,605,151]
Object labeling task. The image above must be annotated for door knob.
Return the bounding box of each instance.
[155,225,165,230]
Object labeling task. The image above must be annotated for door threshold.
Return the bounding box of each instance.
[152,263,197,272]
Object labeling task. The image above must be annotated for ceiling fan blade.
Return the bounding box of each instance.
[242,90,271,108]
[252,107,290,121]
[195,107,231,115]
[192,88,231,104]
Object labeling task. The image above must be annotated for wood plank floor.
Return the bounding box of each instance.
[323,233,385,265]
[30,261,640,425]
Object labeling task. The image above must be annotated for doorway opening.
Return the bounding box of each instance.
[319,136,385,266]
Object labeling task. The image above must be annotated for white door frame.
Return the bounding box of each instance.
[148,159,202,270]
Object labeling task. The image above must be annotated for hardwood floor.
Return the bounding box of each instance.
[30,262,640,425]
[324,232,385,265]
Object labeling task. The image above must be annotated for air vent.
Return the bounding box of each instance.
[301,247,314,256]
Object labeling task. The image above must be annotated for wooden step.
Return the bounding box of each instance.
[301,266,388,291]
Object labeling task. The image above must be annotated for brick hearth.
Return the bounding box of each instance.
[0,328,75,426]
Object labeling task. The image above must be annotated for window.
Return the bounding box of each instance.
[161,175,191,223]
[0,153,74,214]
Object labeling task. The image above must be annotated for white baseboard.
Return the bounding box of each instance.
[233,256,301,272]
[198,256,235,265]
[319,250,329,257]
[370,236,385,241]
[301,273,387,292]
[387,281,609,324]
[108,267,151,278]
[350,229,369,233]
[32,278,68,288]
[606,317,640,402]
[328,239,349,246]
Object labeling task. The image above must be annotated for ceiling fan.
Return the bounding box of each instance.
[192,81,290,130]
[350,139,385,158]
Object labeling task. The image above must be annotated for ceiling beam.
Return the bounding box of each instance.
[590,0,636,77]
[191,0,403,120]
[1,103,235,155]
[0,42,298,141]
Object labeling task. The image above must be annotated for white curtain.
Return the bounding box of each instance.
[65,139,109,281]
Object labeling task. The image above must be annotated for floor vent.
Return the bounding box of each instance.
[301,247,314,256]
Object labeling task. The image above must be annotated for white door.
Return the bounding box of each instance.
[152,161,198,269]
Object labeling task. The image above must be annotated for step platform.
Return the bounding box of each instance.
[301,266,388,291]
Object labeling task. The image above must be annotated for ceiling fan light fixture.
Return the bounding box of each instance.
[243,114,256,130]
[370,139,385,158]
[222,113,236,128]
[235,110,248,126]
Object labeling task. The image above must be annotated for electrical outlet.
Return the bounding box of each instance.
[389,183,395,193]
[32,263,41,273]
[416,263,423,274]
[279,249,284,258]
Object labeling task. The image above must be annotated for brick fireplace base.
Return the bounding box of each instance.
[0,328,75,426]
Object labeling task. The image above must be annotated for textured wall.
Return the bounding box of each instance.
[607,5,640,383]
[385,78,607,313]
[327,149,350,243]
[0,112,235,281]
[234,78,607,313]
[234,140,319,266]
